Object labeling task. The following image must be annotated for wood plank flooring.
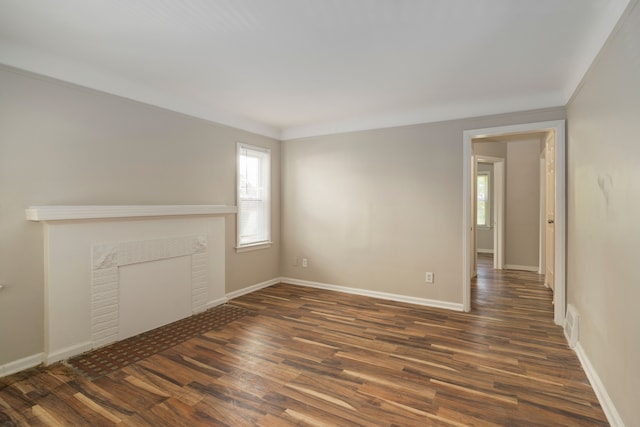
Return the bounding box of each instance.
[0,255,607,426]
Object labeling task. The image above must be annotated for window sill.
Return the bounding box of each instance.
[235,241,273,253]
[477,225,493,230]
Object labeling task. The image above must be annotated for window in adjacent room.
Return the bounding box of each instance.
[237,143,271,251]
[477,172,491,228]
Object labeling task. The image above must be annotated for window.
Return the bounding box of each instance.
[237,143,271,250]
[477,172,490,227]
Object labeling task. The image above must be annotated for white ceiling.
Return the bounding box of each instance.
[0,0,630,140]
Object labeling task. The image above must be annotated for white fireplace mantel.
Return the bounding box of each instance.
[26,204,237,222]
[27,205,235,364]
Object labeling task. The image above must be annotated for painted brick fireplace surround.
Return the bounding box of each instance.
[27,205,235,363]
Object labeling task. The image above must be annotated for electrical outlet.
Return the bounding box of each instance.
[425,272,434,284]
[302,258,308,268]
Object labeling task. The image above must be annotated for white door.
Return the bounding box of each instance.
[471,156,478,278]
[545,133,556,292]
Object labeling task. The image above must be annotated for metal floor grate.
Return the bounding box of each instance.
[67,304,250,379]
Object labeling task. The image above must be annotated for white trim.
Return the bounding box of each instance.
[26,205,236,221]
[574,342,626,427]
[206,296,228,310]
[0,63,281,140]
[280,97,564,140]
[470,154,478,278]
[493,159,505,270]
[236,142,271,248]
[46,341,92,365]
[477,248,494,254]
[463,120,566,325]
[0,353,44,378]
[554,123,567,326]
[235,241,273,253]
[2,0,626,146]
[225,276,464,312]
[503,264,539,272]
[226,277,280,301]
[281,277,464,312]
[463,137,472,310]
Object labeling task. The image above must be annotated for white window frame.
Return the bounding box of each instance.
[236,143,271,252]
[476,171,491,229]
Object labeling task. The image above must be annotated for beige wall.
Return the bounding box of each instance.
[504,138,541,268]
[473,141,507,159]
[566,1,640,424]
[0,64,566,372]
[0,66,280,366]
[473,138,542,268]
[281,108,564,304]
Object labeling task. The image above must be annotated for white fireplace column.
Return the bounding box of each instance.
[26,205,236,364]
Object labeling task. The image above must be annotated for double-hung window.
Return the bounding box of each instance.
[237,143,271,250]
[476,172,491,228]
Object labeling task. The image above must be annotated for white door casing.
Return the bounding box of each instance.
[462,120,566,325]
[545,132,556,292]
[471,155,478,278]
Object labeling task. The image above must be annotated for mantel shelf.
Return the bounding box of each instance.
[26,205,237,221]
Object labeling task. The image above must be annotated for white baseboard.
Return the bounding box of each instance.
[45,341,92,365]
[504,264,539,272]
[281,277,464,312]
[226,277,280,301]
[477,248,494,254]
[0,353,44,378]
[206,296,228,310]
[574,342,625,427]
[226,276,464,312]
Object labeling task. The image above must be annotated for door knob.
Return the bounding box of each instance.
[547,219,555,224]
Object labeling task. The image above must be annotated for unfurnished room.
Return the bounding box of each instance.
[0,1,639,426]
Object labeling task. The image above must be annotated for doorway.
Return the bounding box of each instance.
[473,155,505,273]
[462,120,566,326]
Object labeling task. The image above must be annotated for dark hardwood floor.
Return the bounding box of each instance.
[0,254,607,426]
